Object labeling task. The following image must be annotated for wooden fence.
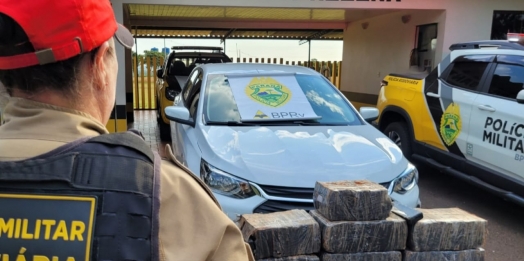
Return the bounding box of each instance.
[132,56,342,110]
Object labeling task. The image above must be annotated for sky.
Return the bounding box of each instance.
[134,38,344,63]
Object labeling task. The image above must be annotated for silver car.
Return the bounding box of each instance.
[165,63,420,221]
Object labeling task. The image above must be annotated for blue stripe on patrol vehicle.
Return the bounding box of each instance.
[0,194,96,261]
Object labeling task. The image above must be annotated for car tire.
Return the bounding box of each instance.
[384,122,412,159]
[156,99,162,125]
[159,119,171,141]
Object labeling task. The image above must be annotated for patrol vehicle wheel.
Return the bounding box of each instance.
[384,122,412,159]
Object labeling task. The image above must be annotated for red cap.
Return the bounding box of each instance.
[0,0,134,70]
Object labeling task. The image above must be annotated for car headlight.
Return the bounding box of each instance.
[393,163,418,194]
[165,87,178,101]
[200,160,256,199]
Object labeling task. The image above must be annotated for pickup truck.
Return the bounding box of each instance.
[376,39,524,206]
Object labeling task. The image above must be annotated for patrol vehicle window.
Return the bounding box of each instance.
[442,60,489,91]
[488,63,524,100]
[496,55,524,67]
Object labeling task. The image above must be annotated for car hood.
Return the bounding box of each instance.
[198,125,408,188]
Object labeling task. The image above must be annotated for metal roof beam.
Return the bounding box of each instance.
[130,16,347,30]
[133,35,343,40]
[220,29,236,43]
[307,29,335,40]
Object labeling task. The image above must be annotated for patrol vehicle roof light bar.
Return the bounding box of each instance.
[449,40,524,51]
[507,33,524,42]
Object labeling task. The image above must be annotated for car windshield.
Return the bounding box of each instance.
[203,73,363,125]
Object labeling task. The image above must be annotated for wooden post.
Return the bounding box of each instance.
[146,57,152,109]
[140,56,145,110]
[330,61,336,86]
[133,56,137,109]
[337,61,342,89]
[151,56,157,109]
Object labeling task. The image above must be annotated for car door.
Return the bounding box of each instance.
[424,54,493,170]
[467,54,524,186]
[171,69,202,168]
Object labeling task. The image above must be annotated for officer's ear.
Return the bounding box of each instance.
[91,41,111,91]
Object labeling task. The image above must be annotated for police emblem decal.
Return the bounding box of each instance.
[440,103,462,146]
[245,77,291,108]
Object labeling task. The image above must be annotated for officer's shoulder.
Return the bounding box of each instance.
[86,130,154,162]
[160,145,221,207]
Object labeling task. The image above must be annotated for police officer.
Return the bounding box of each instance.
[0,0,254,260]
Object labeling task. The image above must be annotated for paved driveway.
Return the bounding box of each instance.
[416,163,524,261]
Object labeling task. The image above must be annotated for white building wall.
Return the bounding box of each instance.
[340,10,445,95]
[340,0,524,103]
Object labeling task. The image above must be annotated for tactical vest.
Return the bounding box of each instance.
[0,130,160,261]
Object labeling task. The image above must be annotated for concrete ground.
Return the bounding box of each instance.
[128,110,167,158]
[131,109,524,261]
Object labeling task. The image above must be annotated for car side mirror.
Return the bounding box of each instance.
[517,89,524,104]
[165,106,194,127]
[156,68,164,79]
[359,107,379,123]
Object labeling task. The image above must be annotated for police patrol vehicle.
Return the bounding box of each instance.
[376,35,524,206]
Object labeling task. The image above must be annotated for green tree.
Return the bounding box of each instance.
[133,50,164,76]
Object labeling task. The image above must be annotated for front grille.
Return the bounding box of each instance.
[258,185,314,199]
[253,182,392,214]
[253,200,315,213]
[258,182,392,201]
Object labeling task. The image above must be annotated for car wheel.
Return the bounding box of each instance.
[156,99,161,124]
[159,119,171,141]
[384,122,412,159]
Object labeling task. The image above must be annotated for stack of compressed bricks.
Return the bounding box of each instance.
[239,209,322,261]
[239,180,487,261]
[405,208,487,261]
[312,180,406,261]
